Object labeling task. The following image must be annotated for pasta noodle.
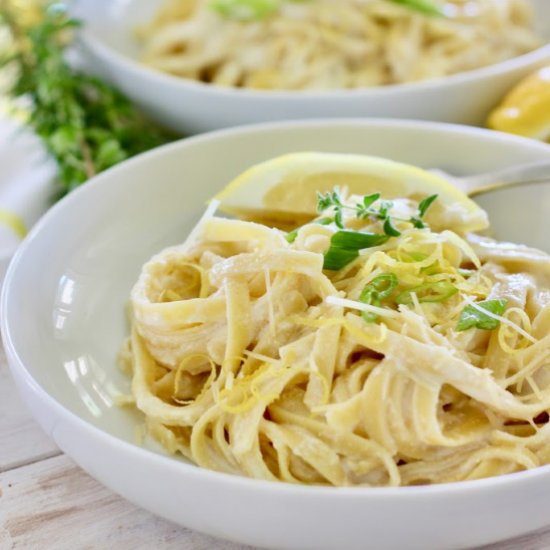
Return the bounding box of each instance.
[136,0,541,90]
[121,171,550,487]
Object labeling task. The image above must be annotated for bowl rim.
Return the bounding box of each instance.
[4,118,550,499]
[76,2,550,100]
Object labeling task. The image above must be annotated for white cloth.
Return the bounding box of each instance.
[0,115,56,281]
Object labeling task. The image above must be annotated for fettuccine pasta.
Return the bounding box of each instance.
[136,0,541,90]
[121,166,550,487]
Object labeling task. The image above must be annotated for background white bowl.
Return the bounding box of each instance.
[3,120,550,550]
[73,0,550,134]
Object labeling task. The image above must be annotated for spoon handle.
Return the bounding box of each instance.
[454,159,550,196]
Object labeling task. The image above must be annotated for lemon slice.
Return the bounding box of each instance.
[487,66,550,142]
[214,152,488,232]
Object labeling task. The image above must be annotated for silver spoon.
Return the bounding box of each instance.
[450,159,550,252]
[439,159,550,196]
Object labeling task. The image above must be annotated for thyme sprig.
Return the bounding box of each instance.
[316,188,438,237]
[313,189,439,271]
[0,1,174,198]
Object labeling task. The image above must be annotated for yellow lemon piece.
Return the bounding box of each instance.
[0,209,27,239]
[213,152,488,232]
[487,66,550,142]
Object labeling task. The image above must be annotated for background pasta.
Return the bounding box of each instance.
[136,0,541,90]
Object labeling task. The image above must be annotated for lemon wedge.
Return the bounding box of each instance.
[487,66,550,142]
[214,152,488,232]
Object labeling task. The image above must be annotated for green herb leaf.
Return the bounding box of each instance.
[456,299,508,331]
[334,209,344,229]
[331,189,343,206]
[388,0,445,17]
[377,200,393,220]
[409,217,426,229]
[94,139,127,171]
[330,230,390,250]
[408,193,438,229]
[210,0,280,20]
[317,191,336,212]
[383,217,401,237]
[323,231,389,271]
[323,247,361,271]
[363,193,381,209]
[418,194,439,218]
[396,281,457,305]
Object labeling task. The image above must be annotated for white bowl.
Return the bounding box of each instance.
[3,120,550,550]
[73,0,550,134]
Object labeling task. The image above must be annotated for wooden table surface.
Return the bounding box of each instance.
[2,343,550,550]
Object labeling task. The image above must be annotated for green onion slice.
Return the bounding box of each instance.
[358,273,398,323]
[210,0,280,20]
[211,0,445,22]
[388,0,445,17]
[383,217,401,237]
[456,299,508,331]
[364,273,399,301]
[396,281,457,305]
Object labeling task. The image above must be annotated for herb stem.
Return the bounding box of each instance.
[79,136,96,179]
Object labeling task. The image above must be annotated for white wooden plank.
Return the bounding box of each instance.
[0,454,253,550]
[0,346,60,472]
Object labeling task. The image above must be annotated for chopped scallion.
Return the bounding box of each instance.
[456,299,508,331]
[359,273,399,322]
[210,0,280,20]
[396,281,457,305]
[388,0,445,17]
